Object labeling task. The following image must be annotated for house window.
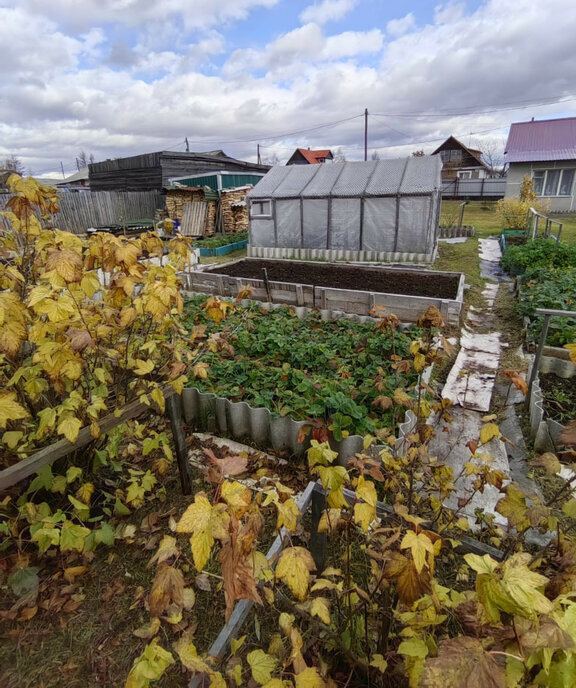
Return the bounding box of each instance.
[251,199,272,217]
[440,149,462,164]
[457,170,472,179]
[532,169,575,196]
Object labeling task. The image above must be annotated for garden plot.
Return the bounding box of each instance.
[180,258,465,324]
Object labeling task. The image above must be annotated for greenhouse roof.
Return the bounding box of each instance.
[247,156,441,199]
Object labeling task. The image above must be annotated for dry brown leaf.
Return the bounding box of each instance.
[149,564,184,617]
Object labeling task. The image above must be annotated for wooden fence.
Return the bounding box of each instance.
[0,190,165,234]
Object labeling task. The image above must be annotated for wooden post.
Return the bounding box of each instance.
[166,394,192,495]
[309,488,327,571]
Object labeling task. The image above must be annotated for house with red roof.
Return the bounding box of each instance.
[286,148,334,165]
[504,116,576,211]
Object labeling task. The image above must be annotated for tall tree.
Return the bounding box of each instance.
[1,154,25,175]
[76,150,95,171]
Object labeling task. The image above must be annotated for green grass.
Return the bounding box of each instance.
[440,201,576,242]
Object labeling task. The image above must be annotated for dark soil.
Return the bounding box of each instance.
[207,259,459,299]
[539,373,576,425]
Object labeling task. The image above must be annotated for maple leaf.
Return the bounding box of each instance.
[276,547,316,601]
[133,359,155,376]
[221,480,252,517]
[0,392,28,428]
[176,493,229,571]
[147,535,180,568]
[57,415,82,444]
[495,483,529,530]
[149,564,184,617]
[275,497,300,532]
[125,639,174,688]
[480,422,500,445]
[420,636,505,688]
[400,530,435,574]
[354,476,377,532]
[310,597,330,625]
[46,249,83,283]
[247,649,277,685]
[60,520,90,552]
[294,667,326,688]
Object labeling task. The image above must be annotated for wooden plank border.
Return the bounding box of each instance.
[0,388,174,492]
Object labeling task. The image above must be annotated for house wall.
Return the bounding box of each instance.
[505,161,576,211]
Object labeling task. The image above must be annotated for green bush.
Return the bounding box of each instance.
[501,238,576,275]
[517,266,576,345]
[192,231,248,249]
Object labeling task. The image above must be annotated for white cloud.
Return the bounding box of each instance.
[386,12,416,37]
[300,0,356,25]
[2,0,576,174]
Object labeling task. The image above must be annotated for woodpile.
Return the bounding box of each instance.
[166,187,217,235]
[220,186,251,234]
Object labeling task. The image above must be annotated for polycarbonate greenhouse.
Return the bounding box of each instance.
[247,156,442,263]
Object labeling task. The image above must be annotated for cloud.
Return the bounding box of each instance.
[386,12,416,37]
[300,0,356,25]
[2,0,576,175]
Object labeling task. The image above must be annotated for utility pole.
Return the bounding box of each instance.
[257,144,261,165]
[364,108,368,161]
[185,137,190,152]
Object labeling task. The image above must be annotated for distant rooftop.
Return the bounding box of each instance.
[504,116,576,163]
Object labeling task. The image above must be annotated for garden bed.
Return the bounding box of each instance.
[182,298,426,455]
[180,259,465,324]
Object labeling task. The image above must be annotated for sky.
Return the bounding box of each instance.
[1,0,576,179]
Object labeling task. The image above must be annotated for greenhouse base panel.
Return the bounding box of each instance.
[180,258,465,325]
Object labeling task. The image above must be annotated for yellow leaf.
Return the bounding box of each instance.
[133,617,161,639]
[354,503,376,532]
[46,249,83,283]
[310,597,330,625]
[400,530,435,574]
[2,430,23,449]
[147,535,180,568]
[0,392,28,429]
[81,272,101,298]
[275,497,300,531]
[294,667,325,688]
[57,416,83,444]
[247,649,277,685]
[176,493,229,571]
[314,465,348,508]
[317,509,342,533]
[480,422,500,445]
[149,564,184,617]
[276,547,316,601]
[63,565,87,582]
[150,387,165,414]
[192,362,209,379]
[125,639,174,688]
[133,359,155,376]
[354,476,377,531]
[172,634,209,673]
[370,654,388,673]
[230,634,246,654]
[221,480,252,517]
[76,482,95,503]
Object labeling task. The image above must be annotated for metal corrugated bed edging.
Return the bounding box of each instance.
[529,354,576,452]
[181,388,418,463]
[247,246,435,264]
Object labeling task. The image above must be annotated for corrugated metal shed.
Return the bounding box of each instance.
[505,117,576,163]
[248,157,441,198]
[170,171,265,192]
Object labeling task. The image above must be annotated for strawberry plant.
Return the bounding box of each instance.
[182,297,432,440]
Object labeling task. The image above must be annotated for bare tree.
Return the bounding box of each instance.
[76,150,95,171]
[332,147,346,162]
[1,154,25,175]
[371,151,381,160]
[261,152,281,166]
[470,137,506,177]
[411,149,425,157]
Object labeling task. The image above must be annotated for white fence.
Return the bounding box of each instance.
[0,190,165,234]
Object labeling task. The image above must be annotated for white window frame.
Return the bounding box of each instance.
[457,170,472,180]
[532,169,575,197]
[251,199,272,218]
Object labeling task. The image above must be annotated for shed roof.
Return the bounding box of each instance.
[247,157,441,199]
[504,117,576,162]
[295,148,334,164]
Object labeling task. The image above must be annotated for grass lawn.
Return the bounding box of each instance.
[440,200,576,242]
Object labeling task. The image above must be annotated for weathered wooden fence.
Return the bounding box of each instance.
[0,190,165,233]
